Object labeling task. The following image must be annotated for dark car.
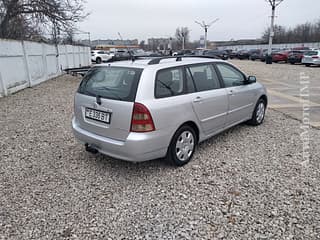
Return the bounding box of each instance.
[237,50,250,60]
[287,50,305,64]
[109,50,132,61]
[204,50,229,60]
[174,49,194,56]
[229,50,238,59]
[249,49,263,61]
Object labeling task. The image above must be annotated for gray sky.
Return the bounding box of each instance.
[78,0,320,42]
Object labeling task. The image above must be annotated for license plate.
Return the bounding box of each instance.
[85,108,111,124]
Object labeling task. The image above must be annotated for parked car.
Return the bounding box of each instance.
[130,49,162,57]
[72,56,268,166]
[249,49,263,61]
[110,50,132,61]
[260,49,279,62]
[302,50,320,66]
[173,49,194,56]
[237,50,250,60]
[287,50,305,64]
[229,50,238,59]
[204,50,229,60]
[272,51,290,63]
[91,50,114,64]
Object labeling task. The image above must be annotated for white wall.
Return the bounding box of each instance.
[217,42,320,51]
[0,39,91,97]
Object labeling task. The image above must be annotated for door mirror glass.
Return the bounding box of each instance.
[247,76,256,83]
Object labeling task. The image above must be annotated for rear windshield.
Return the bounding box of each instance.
[304,51,318,56]
[78,66,143,102]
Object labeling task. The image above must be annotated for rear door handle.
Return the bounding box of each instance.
[193,96,203,103]
[228,90,234,96]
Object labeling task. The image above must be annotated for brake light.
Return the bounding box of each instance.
[131,103,155,132]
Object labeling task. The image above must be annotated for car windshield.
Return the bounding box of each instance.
[78,67,143,102]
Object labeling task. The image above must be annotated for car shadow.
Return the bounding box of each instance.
[79,122,254,179]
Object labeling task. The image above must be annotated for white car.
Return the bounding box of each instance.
[91,50,114,64]
[302,50,320,66]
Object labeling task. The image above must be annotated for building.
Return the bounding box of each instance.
[147,38,172,51]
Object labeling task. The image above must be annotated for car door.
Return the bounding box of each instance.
[101,51,111,61]
[187,64,228,135]
[215,63,256,126]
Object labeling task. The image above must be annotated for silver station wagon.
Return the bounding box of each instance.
[72,56,267,166]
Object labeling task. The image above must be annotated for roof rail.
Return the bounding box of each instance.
[147,55,221,65]
[148,56,181,65]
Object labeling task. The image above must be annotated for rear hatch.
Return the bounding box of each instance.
[303,51,319,62]
[75,66,143,141]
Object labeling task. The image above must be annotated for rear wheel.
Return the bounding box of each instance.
[96,57,102,64]
[167,125,197,166]
[247,98,266,126]
[305,64,311,67]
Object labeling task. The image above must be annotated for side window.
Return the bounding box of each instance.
[188,64,220,92]
[216,64,245,87]
[155,68,184,98]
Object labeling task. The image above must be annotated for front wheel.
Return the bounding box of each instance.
[167,126,197,166]
[247,99,266,126]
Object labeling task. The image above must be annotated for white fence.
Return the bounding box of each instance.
[218,42,320,51]
[0,39,91,97]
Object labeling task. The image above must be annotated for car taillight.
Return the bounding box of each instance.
[131,103,155,132]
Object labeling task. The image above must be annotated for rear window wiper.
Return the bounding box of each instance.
[158,80,174,95]
[95,87,124,100]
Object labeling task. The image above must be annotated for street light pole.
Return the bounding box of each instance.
[266,0,284,64]
[195,18,219,49]
[182,34,185,50]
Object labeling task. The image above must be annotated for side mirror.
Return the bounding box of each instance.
[247,76,256,84]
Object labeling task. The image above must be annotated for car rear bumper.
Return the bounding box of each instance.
[72,117,169,162]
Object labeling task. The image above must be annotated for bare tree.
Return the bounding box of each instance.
[0,0,88,40]
[261,19,320,44]
[175,27,190,49]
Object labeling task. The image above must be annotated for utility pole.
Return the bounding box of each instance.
[182,33,185,50]
[87,32,91,47]
[266,0,284,64]
[195,18,219,49]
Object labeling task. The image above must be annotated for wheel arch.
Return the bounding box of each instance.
[176,121,200,144]
[259,94,268,107]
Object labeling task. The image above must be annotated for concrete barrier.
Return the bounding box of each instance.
[0,39,91,97]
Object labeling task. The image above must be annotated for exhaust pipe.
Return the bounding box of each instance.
[85,143,98,154]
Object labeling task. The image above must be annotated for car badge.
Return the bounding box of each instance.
[93,102,99,109]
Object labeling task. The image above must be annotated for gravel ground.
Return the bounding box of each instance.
[1,73,320,240]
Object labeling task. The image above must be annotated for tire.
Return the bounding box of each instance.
[247,98,266,126]
[166,125,197,166]
[96,57,102,64]
[305,64,311,67]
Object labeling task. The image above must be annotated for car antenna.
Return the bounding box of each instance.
[118,32,135,62]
